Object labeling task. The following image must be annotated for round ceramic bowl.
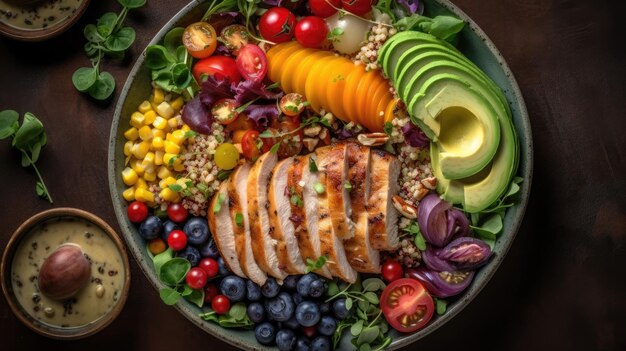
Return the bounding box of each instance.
[0,0,90,41]
[0,208,131,340]
[108,0,533,349]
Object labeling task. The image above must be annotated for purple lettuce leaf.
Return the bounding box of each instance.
[244,104,280,130]
[199,75,233,107]
[401,121,429,148]
[232,79,284,105]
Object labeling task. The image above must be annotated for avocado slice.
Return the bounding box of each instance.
[379,32,457,78]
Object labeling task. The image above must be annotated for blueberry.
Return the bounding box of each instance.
[296,273,317,297]
[309,279,327,298]
[276,329,297,351]
[262,277,280,298]
[176,245,201,266]
[183,217,210,245]
[217,256,231,276]
[332,298,352,320]
[295,301,320,327]
[139,216,162,240]
[317,315,337,336]
[283,275,301,290]
[311,336,330,351]
[265,292,295,322]
[255,322,276,345]
[220,275,246,302]
[295,337,311,351]
[292,292,304,305]
[247,302,265,323]
[246,280,262,301]
[319,302,331,315]
[161,220,180,241]
[198,238,220,258]
[282,315,300,330]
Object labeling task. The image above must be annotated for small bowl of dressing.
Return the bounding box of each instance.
[0,0,90,41]
[1,208,131,339]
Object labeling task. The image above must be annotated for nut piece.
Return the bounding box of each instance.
[392,195,418,219]
[357,132,389,146]
[303,125,322,137]
[303,137,319,152]
[421,176,437,190]
[415,187,430,201]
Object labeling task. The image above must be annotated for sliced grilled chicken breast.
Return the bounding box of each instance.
[344,143,381,273]
[268,157,306,275]
[315,143,355,240]
[208,181,245,278]
[367,149,401,251]
[228,163,267,286]
[247,152,286,280]
[288,156,332,278]
[317,170,358,283]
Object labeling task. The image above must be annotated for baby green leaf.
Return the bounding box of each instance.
[145,45,176,70]
[471,213,503,239]
[228,302,247,320]
[96,12,118,37]
[357,326,380,345]
[180,284,193,297]
[83,24,103,43]
[72,67,98,92]
[305,256,327,273]
[164,27,185,55]
[13,112,44,151]
[270,142,280,154]
[435,297,447,315]
[313,181,325,195]
[383,122,393,135]
[235,213,244,227]
[35,181,45,197]
[364,292,379,304]
[160,287,182,305]
[159,257,191,286]
[309,155,318,172]
[105,26,136,52]
[362,278,386,292]
[88,72,116,100]
[184,288,205,308]
[345,297,353,310]
[118,0,147,9]
[350,319,364,336]
[172,63,192,88]
[0,109,19,139]
[216,169,232,181]
[414,230,426,251]
[344,181,352,190]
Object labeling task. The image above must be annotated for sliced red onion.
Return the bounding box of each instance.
[447,207,470,239]
[418,194,472,247]
[181,95,213,134]
[422,246,457,272]
[406,268,474,298]
[439,237,493,270]
[401,122,429,148]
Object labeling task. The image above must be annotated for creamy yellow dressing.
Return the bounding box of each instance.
[10,217,125,328]
[0,0,82,31]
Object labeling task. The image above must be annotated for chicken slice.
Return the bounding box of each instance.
[367,149,401,251]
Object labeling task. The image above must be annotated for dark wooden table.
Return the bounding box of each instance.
[1,0,625,350]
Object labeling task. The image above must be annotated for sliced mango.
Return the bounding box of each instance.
[268,42,302,83]
[342,66,367,123]
[280,48,317,93]
[326,61,357,122]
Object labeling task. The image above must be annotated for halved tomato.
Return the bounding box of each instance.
[380,278,434,333]
[241,130,262,161]
[183,22,218,59]
[236,44,268,83]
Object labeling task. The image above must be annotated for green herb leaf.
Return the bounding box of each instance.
[105,26,136,52]
[199,311,219,323]
[13,112,44,151]
[363,291,379,304]
[217,169,232,181]
[313,181,325,195]
[327,27,344,42]
[180,284,193,297]
[362,278,386,292]
[145,45,176,70]
[309,155,318,172]
[96,12,118,37]
[72,67,98,92]
[184,288,205,308]
[471,213,503,239]
[228,302,247,320]
[117,0,147,9]
[305,256,327,273]
[168,155,179,166]
[35,181,45,197]
[384,122,393,135]
[290,194,303,207]
[213,193,225,213]
[0,110,19,140]
[159,257,191,286]
[258,129,275,138]
[270,142,280,154]
[357,326,380,345]
[184,130,198,138]
[344,181,352,190]
[327,281,339,296]
[83,24,103,43]
[345,297,353,310]
[163,27,185,55]
[168,184,183,192]
[235,213,243,227]
[414,230,427,251]
[350,319,364,336]
[88,71,116,100]
[435,297,447,315]
[159,287,181,305]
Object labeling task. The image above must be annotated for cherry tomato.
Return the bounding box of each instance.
[236,44,268,83]
[183,22,218,59]
[226,114,255,132]
[214,143,240,170]
[295,16,329,48]
[220,24,249,55]
[241,130,262,161]
[186,267,208,289]
[127,201,148,223]
[167,229,188,251]
[212,294,231,314]
[380,278,434,333]
[258,7,296,43]
[167,203,188,223]
[231,129,248,144]
[279,93,306,116]
[204,284,219,302]
[341,0,373,17]
[212,98,240,125]
[148,238,166,255]
[381,259,404,283]
[193,56,241,84]
[276,120,304,158]
[198,258,219,278]
[309,0,341,18]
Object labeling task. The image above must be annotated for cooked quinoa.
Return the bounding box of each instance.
[355,23,398,71]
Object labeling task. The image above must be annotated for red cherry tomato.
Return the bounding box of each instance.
[204,283,219,302]
[185,267,208,289]
[341,0,373,17]
[241,130,262,161]
[276,120,303,158]
[380,278,434,333]
[212,294,231,314]
[236,44,268,83]
[295,16,329,48]
[309,0,341,18]
[167,230,188,251]
[211,98,240,125]
[198,258,219,278]
[381,259,404,283]
[192,56,241,84]
[258,7,296,43]
[127,201,148,223]
[226,114,255,132]
[167,203,188,223]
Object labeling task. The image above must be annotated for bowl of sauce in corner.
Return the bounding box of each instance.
[1,208,131,339]
[0,0,90,41]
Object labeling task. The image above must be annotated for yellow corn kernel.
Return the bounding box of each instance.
[130,112,145,129]
[121,167,138,186]
[123,141,134,156]
[142,151,155,168]
[152,137,164,150]
[143,171,157,182]
[163,153,177,166]
[130,158,145,176]
[169,130,186,145]
[164,140,181,154]
[136,178,148,189]
[124,127,139,141]
[153,116,168,130]
[122,187,136,201]
[159,176,177,188]
[138,126,153,141]
[160,188,181,202]
[167,117,179,129]
[170,96,185,111]
[135,188,155,203]
[181,124,191,132]
[132,141,151,159]
[143,110,157,125]
[150,88,165,105]
[154,150,164,165]
[156,102,175,119]
[138,100,153,114]
[157,165,172,179]
[173,158,185,172]
[152,129,165,139]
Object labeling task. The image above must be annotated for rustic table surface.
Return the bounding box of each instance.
[1,0,624,350]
